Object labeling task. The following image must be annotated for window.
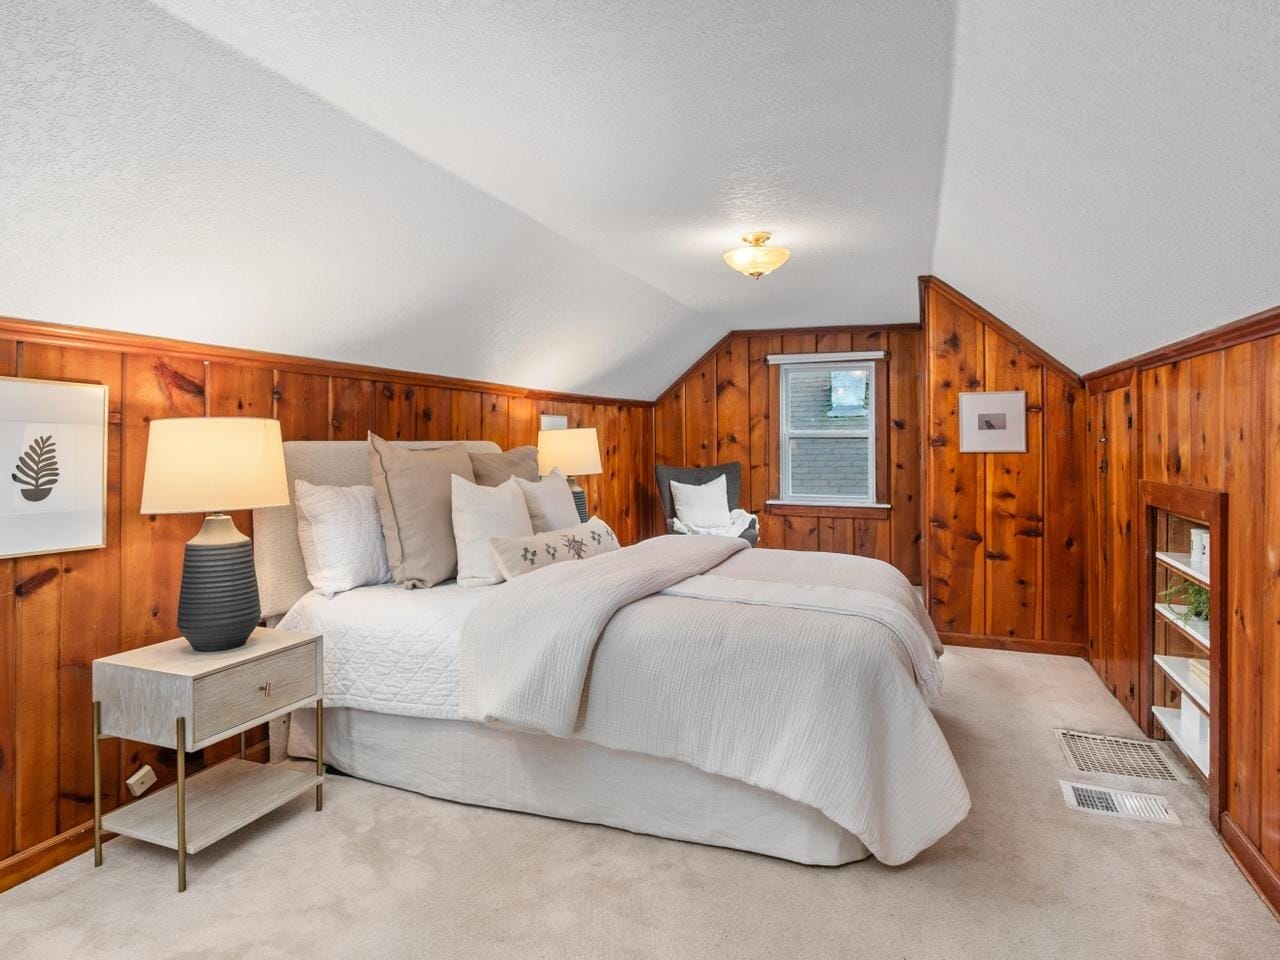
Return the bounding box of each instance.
[777,359,878,505]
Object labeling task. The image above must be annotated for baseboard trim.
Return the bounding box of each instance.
[0,823,98,894]
[1221,812,1280,921]
[940,632,1089,658]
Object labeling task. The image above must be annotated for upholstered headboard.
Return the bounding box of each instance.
[252,439,501,620]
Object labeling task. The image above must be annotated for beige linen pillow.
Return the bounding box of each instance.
[469,446,539,486]
[367,434,475,588]
[513,469,581,533]
[490,517,620,582]
[452,475,534,587]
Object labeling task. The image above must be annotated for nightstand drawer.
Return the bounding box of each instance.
[192,641,318,742]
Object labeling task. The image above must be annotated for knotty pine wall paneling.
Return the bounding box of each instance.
[1083,302,1280,915]
[920,278,1088,656]
[0,316,652,891]
[653,326,923,583]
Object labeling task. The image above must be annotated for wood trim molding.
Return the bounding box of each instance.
[1084,301,1280,385]
[765,502,892,519]
[918,276,1083,385]
[1221,812,1280,921]
[0,823,97,894]
[0,314,650,408]
[940,632,1090,659]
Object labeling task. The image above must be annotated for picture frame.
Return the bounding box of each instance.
[1,376,108,559]
[958,390,1027,453]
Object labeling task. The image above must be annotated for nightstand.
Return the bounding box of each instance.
[91,627,324,891]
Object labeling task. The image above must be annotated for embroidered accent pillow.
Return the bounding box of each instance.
[490,517,620,581]
[513,469,581,533]
[294,480,391,597]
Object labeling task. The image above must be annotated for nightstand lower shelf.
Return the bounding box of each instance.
[103,758,321,855]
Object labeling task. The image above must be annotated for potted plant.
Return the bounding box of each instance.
[1159,579,1209,625]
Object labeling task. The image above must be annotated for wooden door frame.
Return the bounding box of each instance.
[1137,479,1228,827]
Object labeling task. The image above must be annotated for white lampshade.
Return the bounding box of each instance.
[537,427,602,477]
[141,417,289,514]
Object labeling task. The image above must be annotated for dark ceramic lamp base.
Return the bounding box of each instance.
[178,514,261,652]
[567,477,589,524]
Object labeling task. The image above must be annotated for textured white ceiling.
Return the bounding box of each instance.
[3,1,1277,397]
[933,0,1280,374]
[1,0,955,398]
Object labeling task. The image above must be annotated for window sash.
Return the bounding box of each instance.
[779,361,877,505]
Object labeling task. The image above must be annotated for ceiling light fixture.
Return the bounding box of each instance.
[723,231,790,279]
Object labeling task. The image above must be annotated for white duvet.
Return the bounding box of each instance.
[277,581,494,719]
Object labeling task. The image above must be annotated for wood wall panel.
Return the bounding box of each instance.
[921,278,1088,655]
[273,371,330,441]
[983,335,1043,640]
[925,290,987,634]
[0,316,652,891]
[654,327,924,581]
[1083,309,1280,914]
[1043,372,1088,650]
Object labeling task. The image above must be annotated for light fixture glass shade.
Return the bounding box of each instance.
[141,417,290,514]
[537,427,603,477]
[723,231,791,279]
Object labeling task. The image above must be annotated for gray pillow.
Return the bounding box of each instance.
[469,445,539,487]
[367,434,474,588]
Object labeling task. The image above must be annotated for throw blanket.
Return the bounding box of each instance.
[459,536,970,864]
[669,508,757,538]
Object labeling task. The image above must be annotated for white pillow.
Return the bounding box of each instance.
[514,469,581,533]
[490,517,620,581]
[670,474,732,528]
[451,475,534,588]
[294,479,392,598]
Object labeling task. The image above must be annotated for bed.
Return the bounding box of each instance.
[254,440,969,865]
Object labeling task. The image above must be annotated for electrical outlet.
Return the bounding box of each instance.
[126,764,157,798]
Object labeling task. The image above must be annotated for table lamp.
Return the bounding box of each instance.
[537,427,602,523]
[140,417,289,651]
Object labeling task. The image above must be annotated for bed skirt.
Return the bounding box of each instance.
[287,707,869,866]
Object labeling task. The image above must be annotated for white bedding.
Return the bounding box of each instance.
[277,581,495,720]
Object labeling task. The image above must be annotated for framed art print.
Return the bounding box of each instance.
[958,390,1027,453]
[1,376,108,559]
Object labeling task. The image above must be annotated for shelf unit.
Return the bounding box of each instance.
[1139,480,1226,826]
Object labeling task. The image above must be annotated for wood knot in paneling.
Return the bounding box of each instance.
[15,567,59,597]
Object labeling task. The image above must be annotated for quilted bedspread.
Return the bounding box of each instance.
[277,581,491,719]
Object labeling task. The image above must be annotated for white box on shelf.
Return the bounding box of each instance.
[1180,696,1208,743]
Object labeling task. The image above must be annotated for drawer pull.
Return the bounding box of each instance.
[259,681,273,696]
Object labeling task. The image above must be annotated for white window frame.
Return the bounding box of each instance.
[777,359,878,506]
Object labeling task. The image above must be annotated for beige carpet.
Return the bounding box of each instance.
[2,647,1277,959]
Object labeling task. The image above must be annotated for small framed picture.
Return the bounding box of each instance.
[1,376,108,559]
[539,414,568,431]
[958,390,1027,453]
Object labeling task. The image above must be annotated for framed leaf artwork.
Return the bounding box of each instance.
[1,376,108,559]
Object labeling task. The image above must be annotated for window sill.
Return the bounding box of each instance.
[766,501,892,518]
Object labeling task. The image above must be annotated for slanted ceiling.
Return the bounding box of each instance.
[2,1,1277,399]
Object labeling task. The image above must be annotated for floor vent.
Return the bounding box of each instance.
[1060,781,1180,824]
[1055,729,1182,781]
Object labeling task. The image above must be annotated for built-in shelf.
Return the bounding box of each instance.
[102,759,321,855]
[1155,551,1210,587]
[1154,655,1210,714]
[1152,705,1209,778]
[1153,603,1211,652]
